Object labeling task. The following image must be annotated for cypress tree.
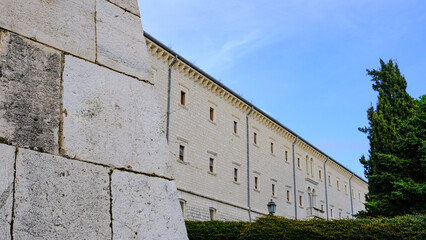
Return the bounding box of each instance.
[359,59,425,216]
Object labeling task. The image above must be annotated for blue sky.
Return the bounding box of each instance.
[138,0,426,180]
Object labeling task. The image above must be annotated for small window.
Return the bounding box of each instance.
[209,158,214,173]
[331,208,333,217]
[272,184,275,196]
[285,151,288,161]
[337,180,340,190]
[352,189,354,198]
[210,107,214,121]
[179,145,185,161]
[319,170,322,180]
[321,204,324,211]
[179,199,187,219]
[297,158,300,168]
[234,168,238,182]
[254,177,258,190]
[270,142,274,153]
[358,192,361,201]
[180,91,186,105]
[209,208,216,221]
[233,121,238,134]
[287,190,290,201]
[345,185,347,194]
[328,176,331,185]
[299,195,302,206]
[253,132,257,144]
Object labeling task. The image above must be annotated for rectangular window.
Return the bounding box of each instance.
[321,204,324,211]
[270,142,274,153]
[272,184,275,196]
[337,180,340,190]
[328,176,331,185]
[234,168,238,182]
[285,150,288,161]
[339,212,342,219]
[180,91,186,105]
[297,158,300,168]
[210,107,214,121]
[299,195,302,206]
[253,132,257,144]
[209,158,214,173]
[287,190,290,202]
[359,192,361,201]
[319,170,322,180]
[209,208,216,221]
[331,209,333,217]
[233,121,238,134]
[179,199,187,219]
[345,185,347,194]
[254,176,258,190]
[179,145,185,161]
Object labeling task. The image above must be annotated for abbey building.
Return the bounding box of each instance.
[144,32,368,221]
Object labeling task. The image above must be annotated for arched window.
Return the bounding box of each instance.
[306,155,309,174]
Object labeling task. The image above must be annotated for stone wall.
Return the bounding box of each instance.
[0,0,187,239]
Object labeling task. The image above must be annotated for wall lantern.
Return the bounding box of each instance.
[267,199,276,215]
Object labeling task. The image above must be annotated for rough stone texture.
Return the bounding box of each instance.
[96,0,152,81]
[13,148,111,239]
[0,0,96,61]
[63,55,172,178]
[112,171,188,240]
[108,0,140,16]
[0,30,61,153]
[0,144,15,240]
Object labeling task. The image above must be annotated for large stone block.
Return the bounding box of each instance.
[13,148,111,239]
[0,144,15,240]
[0,30,61,153]
[112,171,188,239]
[0,0,96,61]
[108,0,140,16]
[63,55,172,178]
[96,0,152,81]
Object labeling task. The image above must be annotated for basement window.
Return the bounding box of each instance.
[180,91,186,106]
[209,208,216,221]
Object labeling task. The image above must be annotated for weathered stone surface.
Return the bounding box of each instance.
[96,0,152,81]
[0,144,15,240]
[14,148,111,239]
[108,0,140,16]
[0,30,61,153]
[63,55,172,178]
[112,171,188,240]
[0,0,96,61]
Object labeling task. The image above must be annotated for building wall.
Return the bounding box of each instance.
[146,34,368,222]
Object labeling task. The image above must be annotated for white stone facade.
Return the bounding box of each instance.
[145,33,368,221]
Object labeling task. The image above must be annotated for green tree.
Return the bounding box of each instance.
[359,59,426,216]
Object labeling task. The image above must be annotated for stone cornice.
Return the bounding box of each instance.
[144,33,367,185]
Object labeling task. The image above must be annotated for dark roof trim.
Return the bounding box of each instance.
[143,31,367,184]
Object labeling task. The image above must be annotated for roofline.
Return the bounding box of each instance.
[143,31,367,184]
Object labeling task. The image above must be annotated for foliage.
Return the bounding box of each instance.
[186,215,426,240]
[359,59,426,216]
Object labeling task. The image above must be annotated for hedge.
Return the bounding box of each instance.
[185,215,426,240]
